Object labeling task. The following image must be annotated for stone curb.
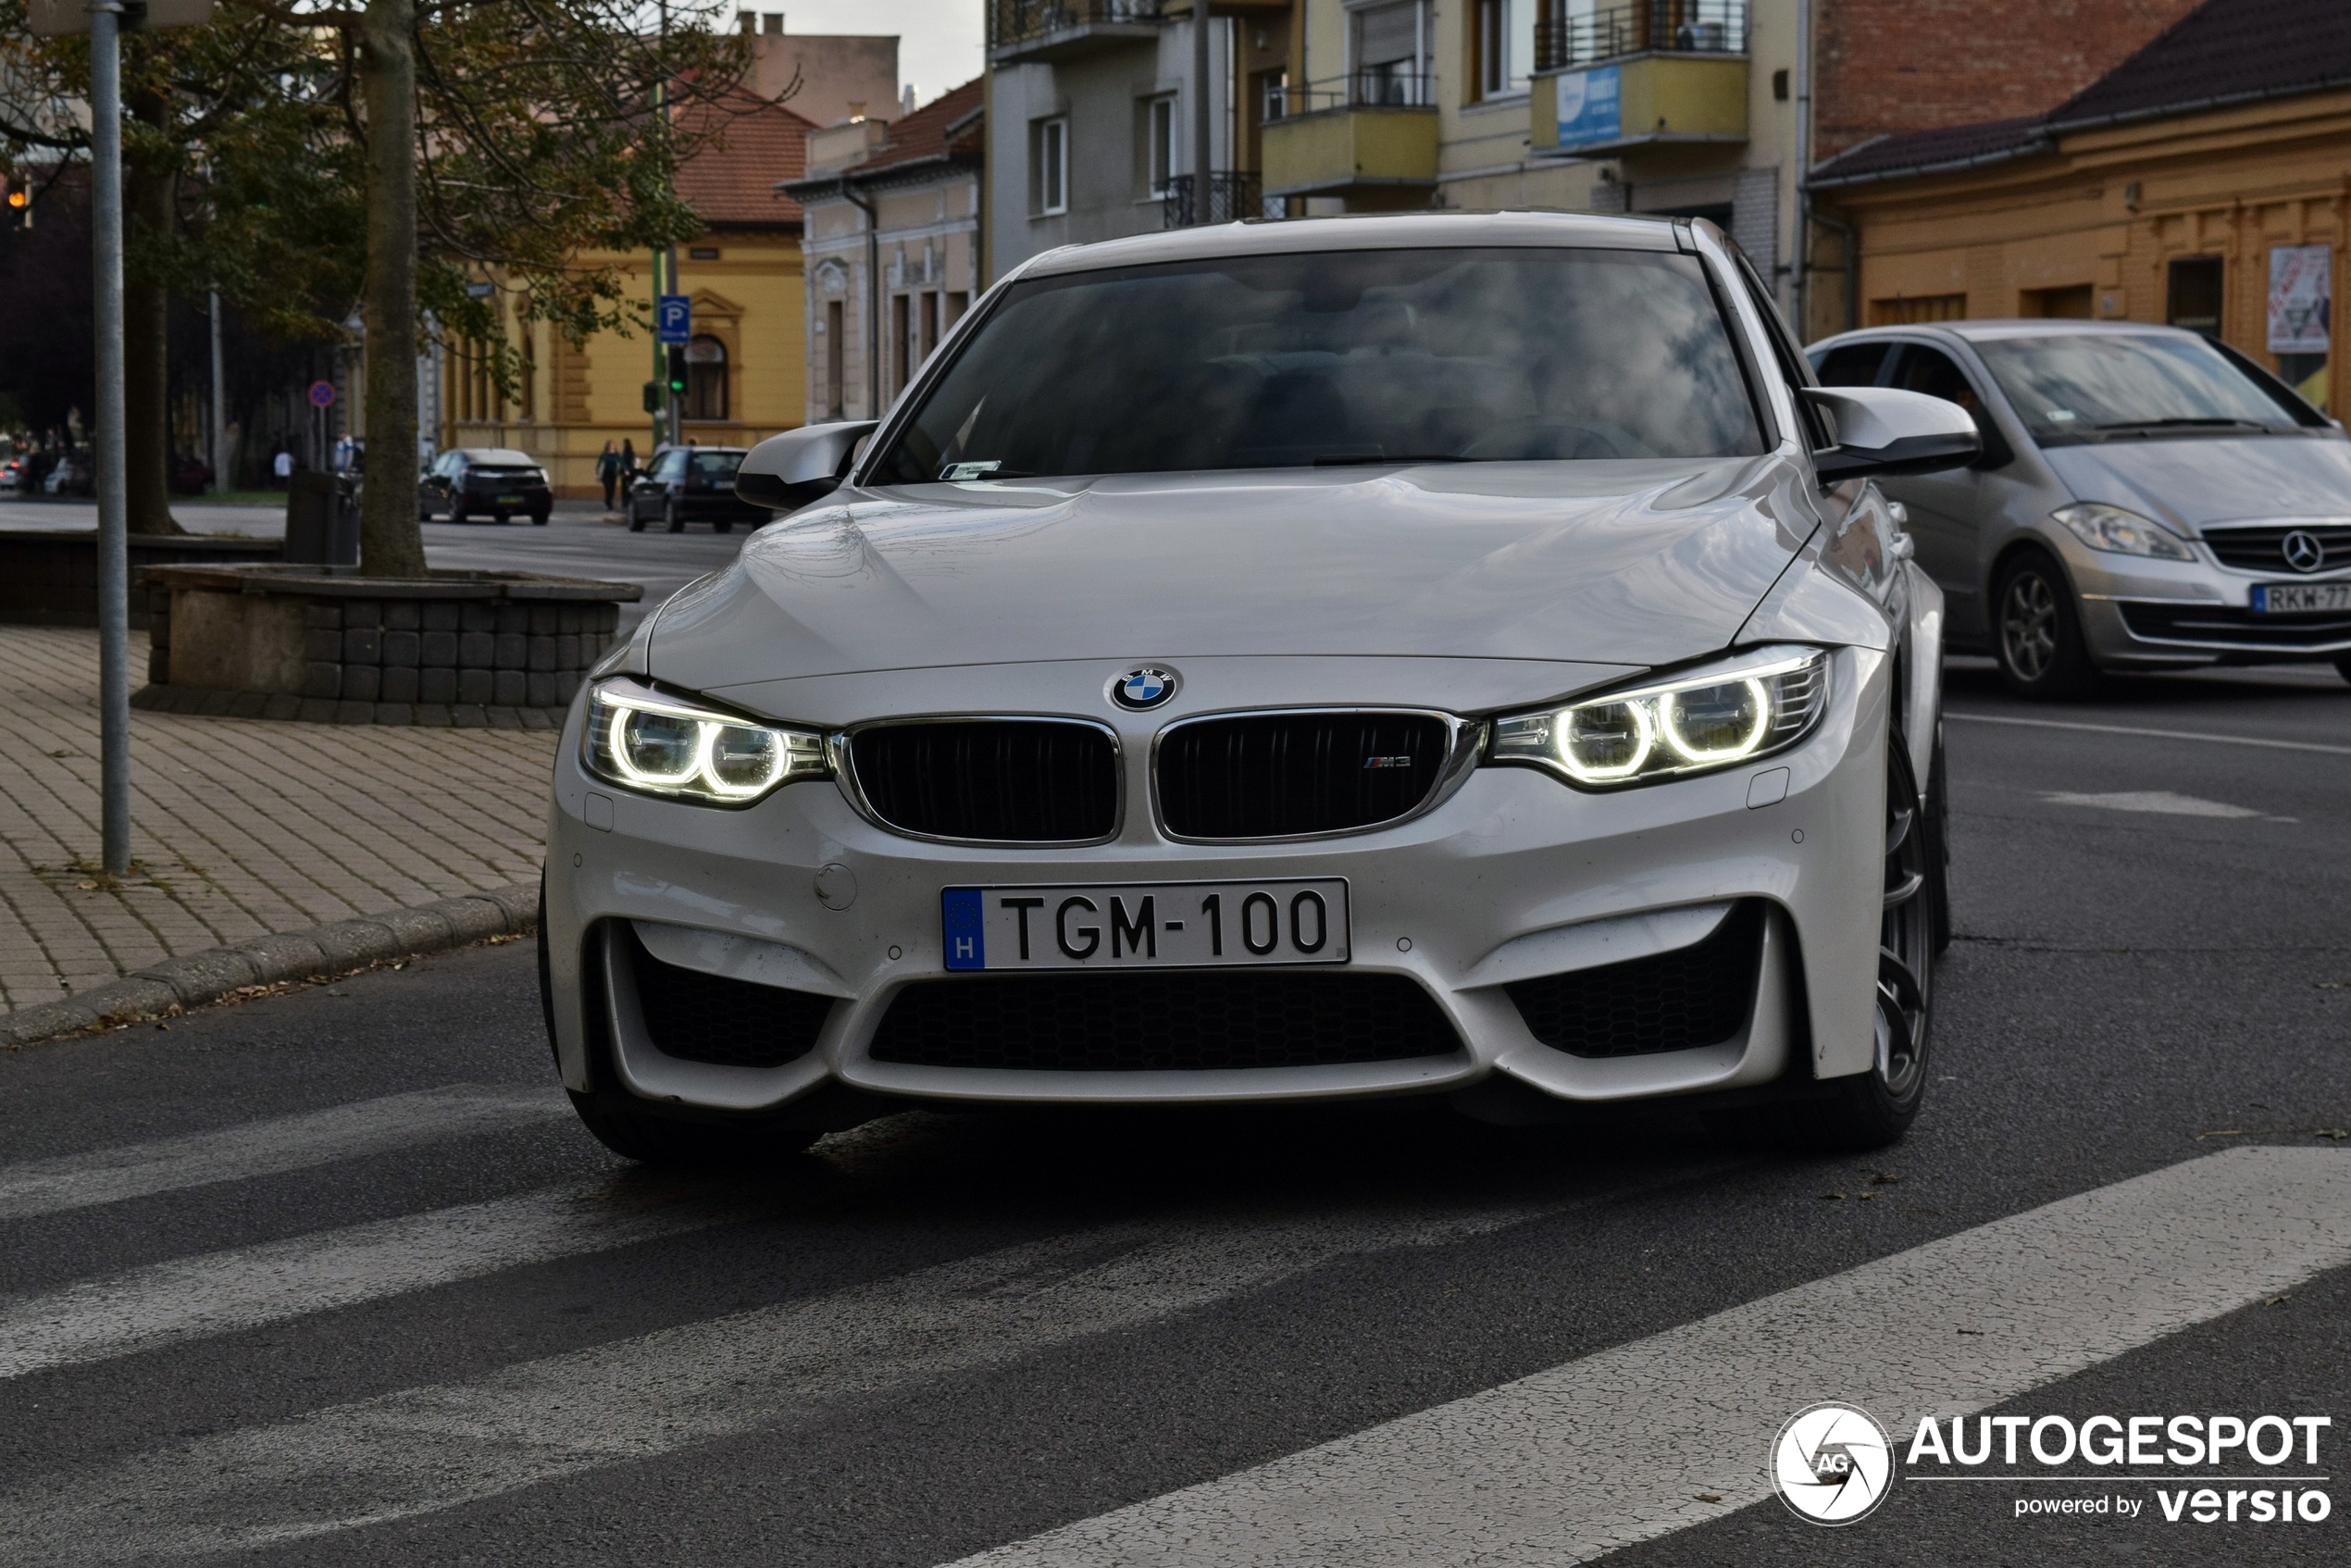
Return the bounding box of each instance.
[0,880,540,1050]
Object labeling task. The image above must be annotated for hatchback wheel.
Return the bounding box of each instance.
[1994,551,2099,699]
[665,498,684,534]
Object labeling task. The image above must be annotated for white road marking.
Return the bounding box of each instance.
[0,1194,1588,1563]
[2044,790,2263,818]
[950,1147,2351,1568]
[0,1086,569,1221]
[0,1180,736,1380]
[1947,710,2351,756]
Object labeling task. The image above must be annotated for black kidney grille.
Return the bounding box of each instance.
[2202,525,2351,572]
[1505,902,1765,1058]
[870,971,1462,1071]
[622,927,832,1069]
[850,721,1118,842]
[1159,713,1453,839]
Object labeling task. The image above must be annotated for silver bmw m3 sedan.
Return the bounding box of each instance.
[538,212,1982,1162]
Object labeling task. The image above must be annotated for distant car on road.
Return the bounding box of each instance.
[418,447,552,525]
[626,445,766,533]
[543,212,1982,1166]
[1810,320,2351,696]
[0,456,20,492]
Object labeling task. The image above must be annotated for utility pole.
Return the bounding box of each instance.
[1191,0,1212,225]
[90,0,131,875]
[208,292,227,492]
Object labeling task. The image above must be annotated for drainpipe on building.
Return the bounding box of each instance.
[1192,1,1213,224]
[845,183,882,417]
[1794,0,1812,336]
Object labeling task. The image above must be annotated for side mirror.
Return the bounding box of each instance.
[1801,386,1982,483]
[736,420,877,511]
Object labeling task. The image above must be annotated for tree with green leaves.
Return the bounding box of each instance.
[2,0,761,572]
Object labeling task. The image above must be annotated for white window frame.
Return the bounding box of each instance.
[1146,95,1176,198]
[1034,116,1069,217]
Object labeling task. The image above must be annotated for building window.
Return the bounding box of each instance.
[891,293,912,394]
[1146,95,1176,198]
[684,333,728,421]
[1868,293,1968,327]
[2022,284,2095,319]
[1353,1,1428,106]
[944,291,969,331]
[2167,256,2223,339]
[825,300,846,419]
[1475,0,1529,100]
[920,292,940,366]
[1032,116,1068,216]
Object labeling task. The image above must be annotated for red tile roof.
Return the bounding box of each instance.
[672,89,816,229]
[841,77,986,180]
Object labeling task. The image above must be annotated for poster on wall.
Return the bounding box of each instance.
[1556,65,1622,151]
[2267,244,2332,354]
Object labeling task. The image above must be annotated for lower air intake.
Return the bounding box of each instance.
[870,971,1463,1071]
[620,925,832,1069]
[1505,901,1765,1057]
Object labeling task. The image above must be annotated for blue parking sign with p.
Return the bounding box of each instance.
[656,293,690,344]
[941,888,986,970]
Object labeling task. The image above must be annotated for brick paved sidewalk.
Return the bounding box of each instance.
[0,627,556,1014]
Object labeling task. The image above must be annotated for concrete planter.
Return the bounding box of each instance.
[132,564,642,727]
[0,530,282,629]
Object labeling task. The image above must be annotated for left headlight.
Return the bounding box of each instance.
[581,677,829,806]
[1489,647,1832,789]
[2051,502,2194,560]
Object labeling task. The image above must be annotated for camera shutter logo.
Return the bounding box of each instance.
[1772,1402,1896,1524]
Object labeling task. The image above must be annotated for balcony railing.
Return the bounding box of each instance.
[1534,0,1746,71]
[1265,69,1435,117]
[989,0,1165,53]
[1162,171,1265,228]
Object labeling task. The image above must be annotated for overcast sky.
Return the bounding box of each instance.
[781,1,983,108]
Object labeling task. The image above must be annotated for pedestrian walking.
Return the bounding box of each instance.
[271,448,293,489]
[595,441,622,512]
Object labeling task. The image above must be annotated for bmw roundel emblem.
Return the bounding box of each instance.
[1112,666,1178,710]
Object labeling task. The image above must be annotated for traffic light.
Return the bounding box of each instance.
[641,380,659,414]
[665,345,687,399]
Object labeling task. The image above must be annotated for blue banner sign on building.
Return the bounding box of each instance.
[1557,65,1622,151]
[656,293,691,345]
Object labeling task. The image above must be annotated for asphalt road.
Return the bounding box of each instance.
[0,658,2345,1566]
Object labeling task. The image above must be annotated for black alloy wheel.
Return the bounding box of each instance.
[665,496,685,534]
[1993,550,2100,699]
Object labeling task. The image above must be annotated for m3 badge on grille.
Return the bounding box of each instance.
[1111,666,1178,710]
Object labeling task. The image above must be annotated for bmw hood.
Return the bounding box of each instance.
[645,459,1820,692]
[2041,432,2351,530]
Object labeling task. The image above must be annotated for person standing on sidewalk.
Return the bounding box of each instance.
[594,441,622,512]
[272,448,293,490]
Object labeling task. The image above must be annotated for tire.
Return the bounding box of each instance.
[1710,731,1939,1154]
[665,498,684,534]
[627,503,645,532]
[1993,551,2101,699]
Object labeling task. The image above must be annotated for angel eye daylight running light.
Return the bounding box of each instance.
[583,678,828,806]
[1488,649,1831,789]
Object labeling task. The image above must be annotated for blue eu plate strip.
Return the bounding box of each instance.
[941,887,986,970]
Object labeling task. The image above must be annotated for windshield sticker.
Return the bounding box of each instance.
[2046,409,2078,422]
[941,461,1001,481]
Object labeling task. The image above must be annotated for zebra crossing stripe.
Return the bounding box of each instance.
[945,1146,2351,1567]
[0,1085,568,1220]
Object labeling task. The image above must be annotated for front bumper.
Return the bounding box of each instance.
[541,649,1893,1117]
[2063,540,2351,666]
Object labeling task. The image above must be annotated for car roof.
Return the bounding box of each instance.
[457,448,536,465]
[1818,319,2204,348]
[1017,210,1689,280]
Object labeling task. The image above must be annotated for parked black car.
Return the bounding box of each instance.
[627,445,766,533]
[419,447,553,524]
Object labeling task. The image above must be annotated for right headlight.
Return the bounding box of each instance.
[581,677,828,806]
[2051,502,2195,560]
[1488,647,1832,789]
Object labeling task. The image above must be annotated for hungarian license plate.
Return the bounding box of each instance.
[2251,581,2351,614]
[495,493,525,505]
[942,879,1350,971]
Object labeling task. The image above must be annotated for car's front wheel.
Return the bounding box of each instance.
[1994,550,2100,699]
[665,498,685,534]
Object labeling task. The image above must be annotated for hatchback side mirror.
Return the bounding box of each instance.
[1802,386,1982,482]
[736,420,878,511]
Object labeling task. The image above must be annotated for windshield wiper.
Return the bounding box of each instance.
[2090,417,2279,431]
[1310,453,1473,467]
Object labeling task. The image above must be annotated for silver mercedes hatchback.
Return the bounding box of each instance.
[1808,320,2351,697]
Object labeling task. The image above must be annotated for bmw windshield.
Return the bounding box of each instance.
[870,247,1765,484]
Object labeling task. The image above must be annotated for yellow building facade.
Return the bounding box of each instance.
[1815,64,2351,410]
[439,96,816,498]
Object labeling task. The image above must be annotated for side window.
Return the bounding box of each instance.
[1814,342,1893,388]
[1888,344,1981,414]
